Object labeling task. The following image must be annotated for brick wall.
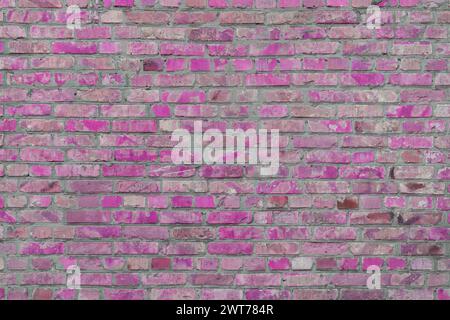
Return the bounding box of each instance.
[0,0,449,300]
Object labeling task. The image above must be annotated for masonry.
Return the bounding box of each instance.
[0,0,449,300]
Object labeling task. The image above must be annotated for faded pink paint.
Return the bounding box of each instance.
[0,0,448,301]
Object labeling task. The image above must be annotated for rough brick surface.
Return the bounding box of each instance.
[0,0,449,300]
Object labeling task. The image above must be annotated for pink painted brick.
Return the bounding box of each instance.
[0,1,448,301]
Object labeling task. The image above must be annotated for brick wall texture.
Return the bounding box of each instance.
[0,0,449,300]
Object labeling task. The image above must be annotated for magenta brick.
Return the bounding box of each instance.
[255,242,299,255]
[389,136,433,149]
[339,166,385,179]
[246,289,290,300]
[0,211,17,223]
[267,227,308,240]
[268,257,291,270]
[219,227,263,240]
[171,196,193,208]
[104,289,145,300]
[76,226,121,239]
[101,196,123,208]
[208,242,253,255]
[55,165,100,177]
[341,73,385,86]
[246,74,290,86]
[20,242,64,255]
[151,258,171,270]
[207,211,251,224]
[52,42,97,54]
[437,289,450,301]
[114,242,158,255]
[102,165,145,177]
[122,227,169,240]
[201,289,242,300]
[113,211,158,224]
[150,288,195,300]
[148,196,168,209]
[160,43,205,56]
[65,120,109,132]
[390,74,433,86]
[66,211,111,224]
[20,148,64,162]
[166,242,204,255]
[236,274,281,286]
[194,196,215,208]
[161,212,202,224]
